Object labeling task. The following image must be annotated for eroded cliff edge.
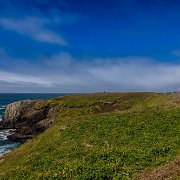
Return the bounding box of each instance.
[0,100,56,142]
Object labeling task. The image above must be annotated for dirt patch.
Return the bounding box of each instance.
[0,152,22,163]
[0,159,4,163]
[93,102,119,113]
[82,140,93,149]
[94,102,130,113]
[138,158,180,180]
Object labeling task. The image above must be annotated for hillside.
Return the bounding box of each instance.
[0,92,180,179]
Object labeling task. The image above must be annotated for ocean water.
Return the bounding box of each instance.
[0,93,67,157]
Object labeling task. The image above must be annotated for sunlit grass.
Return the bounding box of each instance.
[0,92,180,179]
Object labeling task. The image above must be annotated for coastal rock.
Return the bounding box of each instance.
[1,100,55,142]
[0,121,3,129]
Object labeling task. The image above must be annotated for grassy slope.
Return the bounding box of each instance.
[0,92,180,179]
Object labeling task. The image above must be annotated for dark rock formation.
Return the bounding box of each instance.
[0,121,3,129]
[1,100,55,142]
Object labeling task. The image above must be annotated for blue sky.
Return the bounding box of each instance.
[1,0,180,92]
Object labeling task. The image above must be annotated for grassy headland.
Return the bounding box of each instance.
[0,92,180,179]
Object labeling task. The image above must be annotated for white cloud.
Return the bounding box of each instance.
[0,16,67,45]
[1,52,180,92]
[0,70,51,86]
[88,59,180,89]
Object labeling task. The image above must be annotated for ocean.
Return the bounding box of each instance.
[0,93,67,157]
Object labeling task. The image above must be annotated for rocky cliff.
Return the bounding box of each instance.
[1,100,55,142]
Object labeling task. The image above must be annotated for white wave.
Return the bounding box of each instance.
[0,105,6,110]
[0,143,20,157]
[0,129,15,140]
[0,129,19,157]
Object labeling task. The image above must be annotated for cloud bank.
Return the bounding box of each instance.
[0,70,50,86]
[0,53,180,92]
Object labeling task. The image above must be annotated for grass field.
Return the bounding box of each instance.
[0,92,180,179]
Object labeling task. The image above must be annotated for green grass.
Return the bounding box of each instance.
[0,92,180,179]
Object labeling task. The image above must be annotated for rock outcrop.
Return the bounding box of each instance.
[1,100,55,142]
